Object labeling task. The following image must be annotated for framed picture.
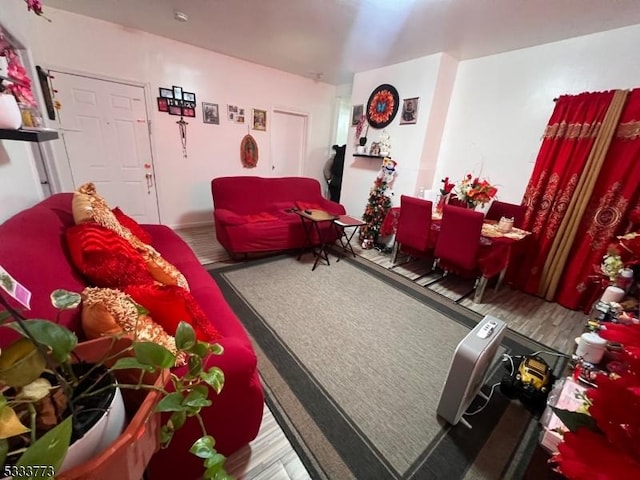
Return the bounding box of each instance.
[236,115,245,124]
[202,102,220,124]
[157,97,168,112]
[252,109,267,131]
[400,97,419,125]
[182,107,196,118]
[168,105,182,116]
[159,88,173,99]
[183,92,196,102]
[172,86,183,101]
[351,104,363,126]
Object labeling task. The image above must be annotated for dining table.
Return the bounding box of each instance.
[380,206,533,302]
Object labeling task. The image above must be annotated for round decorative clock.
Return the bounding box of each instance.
[366,84,399,129]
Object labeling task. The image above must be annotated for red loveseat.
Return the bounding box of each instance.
[0,194,263,480]
[212,176,346,255]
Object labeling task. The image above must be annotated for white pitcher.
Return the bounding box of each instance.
[0,93,22,129]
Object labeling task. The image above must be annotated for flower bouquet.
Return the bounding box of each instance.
[453,174,498,208]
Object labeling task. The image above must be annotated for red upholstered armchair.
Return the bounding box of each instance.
[392,195,434,266]
[485,200,526,228]
[434,205,495,302]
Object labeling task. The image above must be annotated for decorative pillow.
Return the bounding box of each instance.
[65,223,154,289]
[72,183,189,291]
[124,284,222,342]
[72,182,143,248]
[295,201,323,211]
[112,207,152,244]
[81,287,184,366]
[142,250,189,290]
[244,212,277,223]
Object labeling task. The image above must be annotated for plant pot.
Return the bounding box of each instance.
[0,94,22,130]
[57,337,167,480]
[59,364,126,473]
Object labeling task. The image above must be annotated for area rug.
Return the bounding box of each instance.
[208,255,566,479]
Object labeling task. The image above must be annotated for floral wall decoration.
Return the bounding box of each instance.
[366,84,399,129]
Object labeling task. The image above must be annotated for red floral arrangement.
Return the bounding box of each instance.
[552,323,640,478]
[439,177,455,196]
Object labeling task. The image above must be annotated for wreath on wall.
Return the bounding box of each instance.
[366,84,399,129]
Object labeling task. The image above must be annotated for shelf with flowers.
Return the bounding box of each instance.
[437,174,498,211]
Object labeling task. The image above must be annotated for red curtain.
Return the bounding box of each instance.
[512,91,617,294]
[555,89,640,309]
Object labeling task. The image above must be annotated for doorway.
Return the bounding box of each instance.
[51,71,160,223]
[270,109,308,177]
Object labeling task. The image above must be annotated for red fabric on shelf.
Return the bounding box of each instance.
[65,222,154,289]
[124,283,222,342]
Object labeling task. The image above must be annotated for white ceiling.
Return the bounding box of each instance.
[43,0,640,85]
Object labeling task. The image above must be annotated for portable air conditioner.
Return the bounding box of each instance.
[437,315,507,428]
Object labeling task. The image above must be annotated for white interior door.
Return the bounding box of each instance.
[270,109,307,177]
[51,71,159,223]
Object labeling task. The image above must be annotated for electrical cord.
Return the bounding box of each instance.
[464,381,502,416]
[464,351,570,418]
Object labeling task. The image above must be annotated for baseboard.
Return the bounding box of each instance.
[167,220,214,230]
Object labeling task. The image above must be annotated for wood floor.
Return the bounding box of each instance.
[175,224,587,480]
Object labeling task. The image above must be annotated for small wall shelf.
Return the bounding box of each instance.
[353,153,391,159]
[0,128,59,142]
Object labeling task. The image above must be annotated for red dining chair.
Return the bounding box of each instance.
[432,204,489,302]
[485,200,526,229]
[391,195,434,267]
[446,195,468,208]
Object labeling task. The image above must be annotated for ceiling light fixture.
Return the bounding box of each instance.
[174,10,189,22]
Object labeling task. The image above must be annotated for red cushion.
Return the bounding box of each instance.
[124,284,222,342]
[112,207,152,244]
[65,223,154,288]
[295,201,323,211]
[244,212,277,223]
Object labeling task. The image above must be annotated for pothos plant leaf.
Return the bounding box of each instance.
[189,435,216,459]
[7,319,77,363]
[50,289,81,310]
[16,415,72,479]
[0,405,30,439]
[200,367,225,394]
[175,321,196,351]
[133,342,175,369]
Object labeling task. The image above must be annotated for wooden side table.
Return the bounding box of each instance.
[333,214,366,261]
[295,209,338,271]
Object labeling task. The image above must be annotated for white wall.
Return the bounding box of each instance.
[340,54,443,218]
[435,24,640,204]
[1,7,338,226]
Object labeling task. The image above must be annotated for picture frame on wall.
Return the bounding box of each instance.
[172,86,183,101]
[203,102,220,124]
[168,105,182,116]
[157,97,169,112]
[159,87,173,99]
[400,97,419,125]
[183,92,196,102]
[351,104,363,126]
[182,107,196,118]
[252,109,267,131]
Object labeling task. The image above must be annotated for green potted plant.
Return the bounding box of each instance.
[0,286,233,480]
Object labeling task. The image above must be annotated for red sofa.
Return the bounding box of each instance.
[0,193,263,480]
[212,176,346,255]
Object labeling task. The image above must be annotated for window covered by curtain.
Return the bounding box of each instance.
[511,91,621,297]
[555,89,640,309]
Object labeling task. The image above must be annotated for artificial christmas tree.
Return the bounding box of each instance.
[360,158,397,249]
